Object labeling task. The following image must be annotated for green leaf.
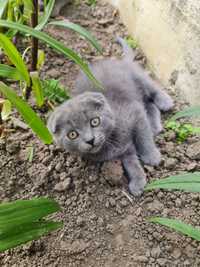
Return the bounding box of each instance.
[42,78,70,104]
[30,71,44,107]
[49,20,102,53]
[145,172,200,192]
[36,0,55,31]
[37,49,45,70]
[170,106,200,121]
[1,99,11,120]
[0,0,8,18]
[149,217,200,241]
[0,198,60,229]
[0,33,30,85]
[27,145,34,162]
[0,20,103,89]
[0,82,53,144]
[0,220,62,252]
[0,64,23,80]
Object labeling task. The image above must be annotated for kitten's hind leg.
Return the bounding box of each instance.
[134,109,161,166]
[146,102,163,136]
[131,64,174,111]
[121,147,146,196]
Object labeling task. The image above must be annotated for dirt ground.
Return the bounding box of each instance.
[1,1,200,266]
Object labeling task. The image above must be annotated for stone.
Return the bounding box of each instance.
[147,199,164,212]
[186,142,200,160]
[54,178,71,192]
[151,246,161,258]
[172,248,181,259]
[164,158,178,169]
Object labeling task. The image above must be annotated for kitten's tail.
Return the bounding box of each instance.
[116,36,137,61]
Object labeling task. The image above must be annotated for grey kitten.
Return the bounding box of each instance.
[48,38,173,196]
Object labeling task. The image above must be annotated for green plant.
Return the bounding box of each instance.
[0,198,62,252]
[42,79,70,105]
[145,172,200,242]
[0,0,102,143]
[86,0,97,6]
[165,121,200,142]
[125,35,138,49]
[145,106,200,242]
[166,106,200,142]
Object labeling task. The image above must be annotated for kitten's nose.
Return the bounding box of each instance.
[86,137,95,146]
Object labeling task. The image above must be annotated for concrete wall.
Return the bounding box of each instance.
[106,0,200,105]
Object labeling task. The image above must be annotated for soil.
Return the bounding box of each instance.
[1,1,200,267]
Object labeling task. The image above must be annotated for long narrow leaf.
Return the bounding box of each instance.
[0,82,53,144]
[0,33,30,85]
[0,220,62,252]
[0,198,60,229]
[49,20,102,53]
[36,0,55,31]
[0,20,102,89]
[149,217,200,241]
[170,106,200,121]
[30,71,44,107]
[0,64,23,80]
[0,0,8,18]
[145,172,200,192]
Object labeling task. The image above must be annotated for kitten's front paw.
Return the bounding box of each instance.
[140,149,161,166]
[128,177,146,197]
[155,93,174,111]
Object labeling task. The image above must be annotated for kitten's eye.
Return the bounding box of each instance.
[90,117,100,127]
[67,130,79,140]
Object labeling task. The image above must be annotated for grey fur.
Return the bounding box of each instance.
[48,38,174,196]
[39,0,71,17]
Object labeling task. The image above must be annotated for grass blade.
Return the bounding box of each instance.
[30,71,44,107]
[0,33,30,85]
[0,64,23,80]
[0,220,62,252]
[36,0,55,31]
[149,217,200,241]
[170,106,200,121]
[0,82,53,144]
[0,20,102,89]
[1,99,11,120]
[0,198,60,229]
[0,0,8,18]
[145,172,200,192]
[49,20,102,53]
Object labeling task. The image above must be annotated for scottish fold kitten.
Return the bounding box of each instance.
[48,38,173,196]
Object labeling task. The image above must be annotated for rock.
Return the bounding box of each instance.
[172,248,181,259]
[186,142,200,160]
[12,118,28,130]
[157,258,168,266]
[101,161,123,186]
[109,197,116,207]
[47,69,60,78]
[6,142,20,154]
[54,178,71,192]
[151,246,161,258]
[147,199,164,212]
[135,255,148,263]
[164,158,178,170]
[184,244,194,258]
[76,216,85,227]
[60,239,89,254]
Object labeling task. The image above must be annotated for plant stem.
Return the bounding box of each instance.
[26,0,38,100]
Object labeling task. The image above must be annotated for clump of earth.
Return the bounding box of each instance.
[1,1,200,267]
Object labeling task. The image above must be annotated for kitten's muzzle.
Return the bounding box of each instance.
[86,137,95,146]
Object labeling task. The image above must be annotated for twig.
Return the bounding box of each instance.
[121,189,134,205]
[26,0,38,100]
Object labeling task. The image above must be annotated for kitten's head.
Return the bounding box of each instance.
[48,92,115,154]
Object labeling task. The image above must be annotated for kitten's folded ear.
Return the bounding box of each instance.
[80,92,105,109]
[47,110,60,134]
